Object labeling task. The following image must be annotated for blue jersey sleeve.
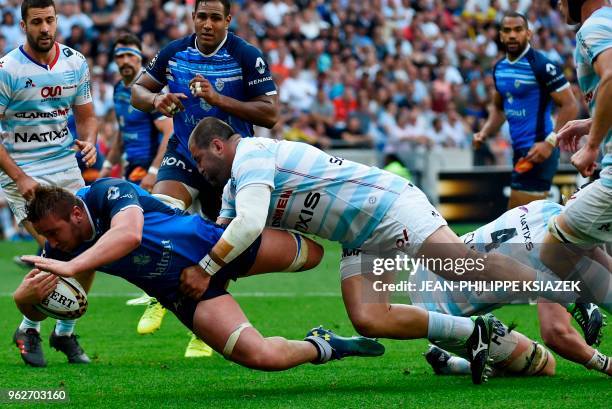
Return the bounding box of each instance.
[228,36,277,99]
[146,36,191,86]
[531,51,569,94]
[85,179,144,221]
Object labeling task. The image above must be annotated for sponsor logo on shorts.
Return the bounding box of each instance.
[161,156,193,173]
[598,223,610,232]
[342,248,361,258]
[295,192,320,233]
[153,240,173,276]
[14,127,69,143]
[133,254,151,266]
[271,190,293,227]
[396,228,409,249]
[15,108,70,119]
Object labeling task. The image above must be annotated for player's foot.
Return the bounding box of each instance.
[184,332,213,358]
[304,326,385,364]
[49,329,90,364]
[137,299,166,334]
[13,255,34,269]
[424,344,452,375]
[567,302,606,346]
[126,293,154,306]
[466,314,494,385]
[13,328,46,367]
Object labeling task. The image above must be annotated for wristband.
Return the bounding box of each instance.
[102,160,113,169]
[545,132,557,147]
[148,166,159,175]
[198,254,222,276]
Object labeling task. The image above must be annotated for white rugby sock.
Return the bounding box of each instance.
[427,312,474,343]
[19,316,41,332]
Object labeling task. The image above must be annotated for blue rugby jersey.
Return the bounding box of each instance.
[145,32,277,163]
[113,77,165,168]
[0,43,91,186]
[45,178,226,307]
[493,46,569,150]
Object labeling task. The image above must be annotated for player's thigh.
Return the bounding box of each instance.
[246,229,323,275]
[508,189,547,209]
[558,180,612,244]
[152,180,193,209]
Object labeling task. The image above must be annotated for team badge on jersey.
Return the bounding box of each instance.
[200,99,212,111]
[215,78,224,92]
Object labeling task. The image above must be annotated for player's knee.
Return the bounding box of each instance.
[348,309,380,338]
[239,344,285,371]
[302,239,323,270]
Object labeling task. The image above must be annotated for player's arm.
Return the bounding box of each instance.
[584,48,612,155]
[473,90,505,148]
[200,184,271,274]
[72,102,98,167]
[0,142,38,200]
[139,117,172,191]
[525,87,578,163]
[100,130,124,178]
[131,72,187,117]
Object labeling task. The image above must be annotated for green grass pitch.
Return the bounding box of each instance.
[0,230,609,408]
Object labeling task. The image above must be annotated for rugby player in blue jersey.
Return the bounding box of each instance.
[100,33,173,193]
[130,0,279,356]
[474,12,578,209]
[0,0,97,367]
[15,179,386,370]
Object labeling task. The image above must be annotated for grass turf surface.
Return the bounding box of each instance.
[0,234,609,409]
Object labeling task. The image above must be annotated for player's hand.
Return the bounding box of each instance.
[472,131,488,149]
[556,118,592,153]
[13,269,58,305]
[189,74,221,106]
[20,256,77,278]
[153,93,188,117]
[74,140,97,167]
[570,144,599,177]
[140,172,157,192]
[179,264,211,300]
[15,174,39,201]
[524,141,554,164]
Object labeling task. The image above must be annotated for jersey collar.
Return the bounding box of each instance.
[79,199,97,242]
[506,44,531,64]
[19,42,60,70]
[194,33,228,57]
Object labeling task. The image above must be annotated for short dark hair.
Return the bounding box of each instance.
[501,11,529,29]
[189,117,236,149]
[26,186,83,224]
[194,0,231,17]
[21,0,56,21]
[113,32,142,51]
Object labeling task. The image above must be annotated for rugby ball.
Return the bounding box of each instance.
[34,276,88,320]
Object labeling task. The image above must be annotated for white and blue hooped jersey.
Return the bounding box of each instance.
[575,6,612,188]
[0,43,91,187]
[410,200,563,317]
[493,45,569,150]
[220,138,410,248]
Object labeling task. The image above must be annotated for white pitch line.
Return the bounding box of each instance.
[0,292,340,298]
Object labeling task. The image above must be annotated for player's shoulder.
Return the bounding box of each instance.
[158,35,194,57]
[579,7,612,35]
[526,47,557,67]
[225,32,264,62]
[0,47,26,76]
[57,43,88,68]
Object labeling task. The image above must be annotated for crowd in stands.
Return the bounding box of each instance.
[0,0,592,238]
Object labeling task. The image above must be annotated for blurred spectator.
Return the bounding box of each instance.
[0,10,23,52]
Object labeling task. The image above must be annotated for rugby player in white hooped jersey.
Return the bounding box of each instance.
[410,200,611,377]
[182,117,585,385]
[0,0,97,367]
[539,0,612,345]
